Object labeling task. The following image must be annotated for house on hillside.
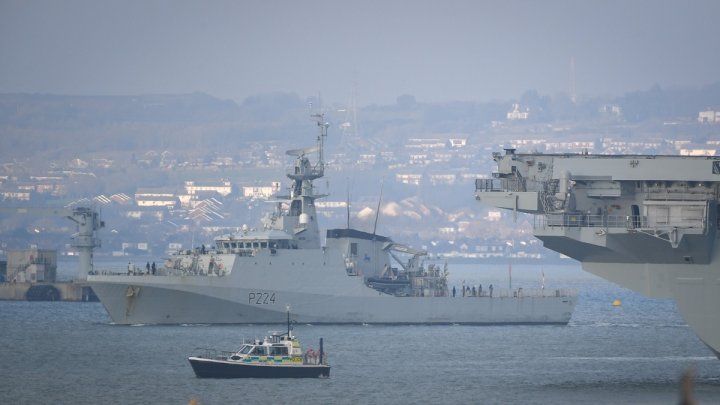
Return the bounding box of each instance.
[507,104,529,121]
[396,173,422,185]
[698,108,720,123]
[0,188,30,201]
[184,180,232,197]
[135,187,177,208]
[242,182,281,199]
[448,138,467,148]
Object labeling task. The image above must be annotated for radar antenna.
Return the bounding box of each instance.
[311,113,328,173]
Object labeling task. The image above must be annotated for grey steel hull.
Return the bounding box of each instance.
[88,277,575,325]
[538,230,720,358]
[88,249,575,325]
[583,259,720,359]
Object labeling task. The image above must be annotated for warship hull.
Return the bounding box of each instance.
[88,271,575,325]
[91,283,575,325]
[540,231,720,357]
[582,257,720,359]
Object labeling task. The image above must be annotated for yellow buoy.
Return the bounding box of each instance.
[612,299,622,307]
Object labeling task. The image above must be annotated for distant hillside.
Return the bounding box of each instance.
[0,92,243,128]
[3,83,720,128]
[617,82,720,122]
[1,83,719,158]
[0,92,313,156]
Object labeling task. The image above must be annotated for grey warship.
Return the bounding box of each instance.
[475,148,720,357]
[86,118,576,325]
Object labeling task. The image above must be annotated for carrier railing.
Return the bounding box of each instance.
[535,213,707,231]
[475,177,526,193]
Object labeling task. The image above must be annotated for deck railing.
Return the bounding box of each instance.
[192,347,237,360]
[88,267,227,277]
[475,178,525,193]
[534,213,707,232]
[457,287,576,298]
[535,214,634,229]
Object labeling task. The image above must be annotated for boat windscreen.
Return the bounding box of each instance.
[238,345,253,354]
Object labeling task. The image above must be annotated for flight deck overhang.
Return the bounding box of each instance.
[474,190,540,214]
[533,214,713,265]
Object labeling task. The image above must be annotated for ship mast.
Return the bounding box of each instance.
[280,114,329,249]
[312,113,328,175]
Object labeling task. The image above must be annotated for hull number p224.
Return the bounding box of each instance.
[248,292,276,305]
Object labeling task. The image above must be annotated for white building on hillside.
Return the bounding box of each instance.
[507,104,529,121]
[184,180,232,196]
[242,182,281,199]
[698,109,720,123]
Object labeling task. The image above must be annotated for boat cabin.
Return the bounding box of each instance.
[228,332,302,363]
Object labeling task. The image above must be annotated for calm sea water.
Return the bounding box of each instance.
[2,262,720,404]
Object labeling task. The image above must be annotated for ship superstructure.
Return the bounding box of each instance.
[86,119,576,325]
[475,148,720,357]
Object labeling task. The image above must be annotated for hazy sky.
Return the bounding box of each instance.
[1,0,719,106]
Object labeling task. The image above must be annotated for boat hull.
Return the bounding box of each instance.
[87,248,575,325]
[88,276,575,325]
[188,357,330,378]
